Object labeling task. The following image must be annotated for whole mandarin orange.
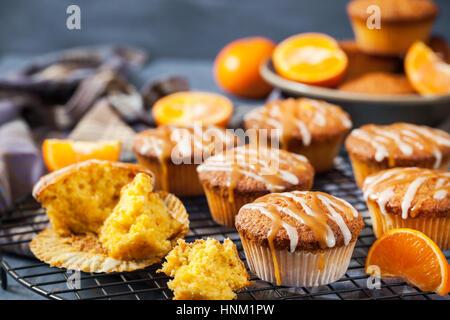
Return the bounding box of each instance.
[214,37,275,99]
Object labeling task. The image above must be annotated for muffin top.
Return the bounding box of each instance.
[338,72,416,95]
[347,0,439,22]
[244,98,352,147]
[197,145,314,196]
[363,167,449,218]
[235,191,364,252]
[133,125,237,163]
[345,123,450,167]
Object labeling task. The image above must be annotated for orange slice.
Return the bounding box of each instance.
[273,33,348,87]
[405,41,450,96]
[365,228,449,296]
[152,91,233,127]
[42,139,121,172]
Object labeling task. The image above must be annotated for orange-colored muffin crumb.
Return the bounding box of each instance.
[158,238,251,300]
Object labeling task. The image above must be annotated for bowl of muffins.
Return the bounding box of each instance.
[261,0,450,127]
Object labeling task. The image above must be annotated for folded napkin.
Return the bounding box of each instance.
[69,99,137,161]
[0,119,44,213]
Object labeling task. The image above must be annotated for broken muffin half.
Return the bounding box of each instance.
[30,160,189,273]
[158,238,251,300]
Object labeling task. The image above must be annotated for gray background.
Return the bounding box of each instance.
[0,0,449,59]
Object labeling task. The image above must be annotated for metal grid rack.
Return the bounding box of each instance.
[0,156,449,300]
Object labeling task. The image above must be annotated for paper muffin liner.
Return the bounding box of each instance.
[349,154,450,188]
[367,201,450,251]
[202,185,260,228]
[287,134,345,173]
[30,191,189,273]
[240,235,356,287]
[135,154,204,196]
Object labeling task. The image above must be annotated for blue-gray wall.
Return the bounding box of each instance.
[0,0,449,59]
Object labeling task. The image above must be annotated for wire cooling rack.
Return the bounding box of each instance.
[0,156,449,300]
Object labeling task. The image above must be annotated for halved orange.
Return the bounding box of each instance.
[405,41,450,96]
[152,91,233,127]
[42,139,121,172]
[273,33,348,87]
[365,228,449,296]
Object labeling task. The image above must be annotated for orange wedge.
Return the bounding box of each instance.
[273,33,348,87]
[152,91,233,127]
[365,228,449,296]
[405,41,450,96]
[42,139,121,172]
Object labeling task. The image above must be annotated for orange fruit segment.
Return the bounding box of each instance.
[214,37,275,99]
[42,139,121,172]
[273,33,348,87]
[405,41,450,96]
[152,91,233,127]
[365,228,449,296]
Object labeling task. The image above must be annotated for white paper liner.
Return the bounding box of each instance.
[368,202,450,250]
[240,235,356,287]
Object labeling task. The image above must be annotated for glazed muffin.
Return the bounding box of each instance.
[236,191,364,287]
[345,123,450,187]
[338,72,416,95]
[347,0,439,56]
[339,40,402,81]
[244,98,352,173]
[158,238,251,300]
[133,124,237,196]
[197,145,314,227]
[363,167,450,250]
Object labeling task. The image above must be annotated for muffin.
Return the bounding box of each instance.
[345,123,450,187]
[244,98,352,173]
[347,0,439,56]
[32,159,154,236]
[197,145,314,227]
[339,40,402,81]
[158,238,251,300]
[363,167,449,250]
[236,191,364,287]
[338,72,416,95]
[133,124,237,196]
[31,161,189,273]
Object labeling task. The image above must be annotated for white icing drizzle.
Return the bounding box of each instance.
[137,125,235,161]
[373,129,413,156]
[376,187,395,215]
[245,98,351,147]
[243,203,299,253]
[352,124,450,165]
[316,194,352,245]
[401,177,427,219]
[434,190,447,200]
[197,146,308,191]
[364,168,450,219]
[433,147,442,169]
[363,168,403,200]
[351,129,388,162]
[297,120,311,146]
